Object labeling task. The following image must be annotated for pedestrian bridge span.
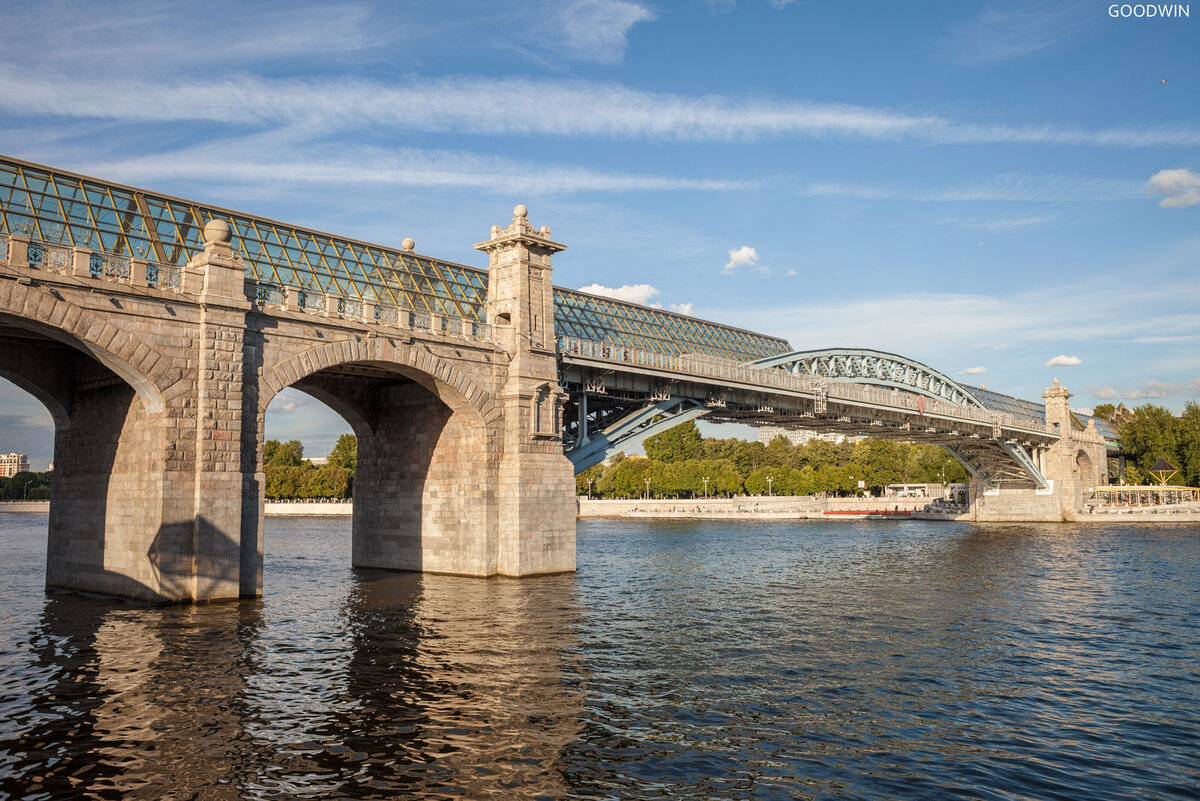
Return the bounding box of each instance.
[0,154,1114,603]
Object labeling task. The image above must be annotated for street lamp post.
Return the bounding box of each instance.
[644,476,650,501]
[587,478,593,499]
[767,475,774,497]
[23,480,33,500]
[702,476,709,499]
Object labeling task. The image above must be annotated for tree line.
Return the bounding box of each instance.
[264,434,357,499]
[0,471,51,500]
[574,422,970,499]
[1096,402,1200,486]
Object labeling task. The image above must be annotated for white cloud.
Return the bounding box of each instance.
[551,0,654,63]
[785,269,798,277]
[1149,168,1200,208]
[1045,354,1082,366]
[1073,407,1094,416]
[668,302,694,315]
[801,175,1143,204]
[944,215,1051,231]
[1091,379,1200,400]
[86,141,744,195]
[1,71,1198,148]
[943,1,1096,65]
[724,245,766,275]
[958,366,988,375]
[577,282,661,306]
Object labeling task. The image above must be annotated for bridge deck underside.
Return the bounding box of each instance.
[561,359,1055,487]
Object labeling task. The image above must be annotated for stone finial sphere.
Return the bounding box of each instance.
[513,204,528,219]
[203,219,232,245]
[401,237,415,251]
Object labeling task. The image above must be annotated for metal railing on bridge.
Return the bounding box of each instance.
[12,237,183,289]
[559,336,1048,436]
[1,236,493,345]
[252,281,492,344]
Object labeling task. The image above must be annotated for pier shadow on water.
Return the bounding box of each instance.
[0,519,584,800]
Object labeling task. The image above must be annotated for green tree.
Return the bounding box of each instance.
[609,457,653,498]
[1178,401,1200,486]
[328,434,357,471]
[265,465,310,499]
[1119,404,1181,476]
[576,463,603,496]
[644,420,703,463]
[264,439,304,467]
[853,439,904,491]
[1092,403,1116,421]
[304,463,351,498]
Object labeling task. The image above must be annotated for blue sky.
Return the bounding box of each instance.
[1,0,1198,468]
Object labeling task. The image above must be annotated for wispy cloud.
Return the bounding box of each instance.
[1045,354,1082,366]
[548,0,654,63]
[86,141,744,195]
[942,0,1097,64]
[958,366,988,375]
[2,72,1198,148]
[1090,378,1200,400]
[712,268,1200,373]
[1149,168,1200,208]
[800,174,1144,203]
[942,215,1051,231]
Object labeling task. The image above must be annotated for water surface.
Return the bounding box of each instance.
[1,513,1198,799]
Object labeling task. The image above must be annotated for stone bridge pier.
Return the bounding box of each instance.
[968,379,1109,522]
[0,207,576,603]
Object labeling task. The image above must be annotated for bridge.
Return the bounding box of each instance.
[0,155,1113,603]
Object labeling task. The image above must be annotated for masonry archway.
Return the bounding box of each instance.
[0,309,174,600]
[257,340,500,584]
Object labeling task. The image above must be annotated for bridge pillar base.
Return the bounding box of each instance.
[497,450,577,576]
[967,480,1067,523]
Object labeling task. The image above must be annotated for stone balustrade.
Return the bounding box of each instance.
[0,237,493,345]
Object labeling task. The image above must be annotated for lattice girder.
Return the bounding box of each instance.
[751,348,986,409]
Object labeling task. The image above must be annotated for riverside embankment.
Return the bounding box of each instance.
[577,495,933,520]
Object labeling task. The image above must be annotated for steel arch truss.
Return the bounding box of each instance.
[752,349,985,409]
[566,398,709,472]
[943,441,1048,489]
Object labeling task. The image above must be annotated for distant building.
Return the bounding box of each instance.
[0,452,31,478]
[757,427,846,446]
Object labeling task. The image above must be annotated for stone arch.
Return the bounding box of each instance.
[255,336,502,577]
[0,290,176,601]
[1076,449,1093,480]
[258,338,495,424]
[0,285,169,413]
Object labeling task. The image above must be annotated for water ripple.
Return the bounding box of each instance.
[1,514,1198,798]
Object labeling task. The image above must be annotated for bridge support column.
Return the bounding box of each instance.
[477,206,576,576]
[157,219,260,601]
[966,380,1108,522]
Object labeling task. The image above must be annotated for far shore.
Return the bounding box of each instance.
[3,498,1198,523]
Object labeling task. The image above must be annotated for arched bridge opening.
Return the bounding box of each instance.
[0,312,183,601]
[256,345,501,587]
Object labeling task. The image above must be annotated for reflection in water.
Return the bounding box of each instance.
[2,594,263,800]
[2,514,1198,799]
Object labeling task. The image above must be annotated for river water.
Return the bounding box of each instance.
[1,514,1198,799]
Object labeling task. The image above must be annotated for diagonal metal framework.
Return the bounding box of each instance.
[566,397,708,472]
[753,349,985,409]
[0,154,790,363]
[555,287,791,362]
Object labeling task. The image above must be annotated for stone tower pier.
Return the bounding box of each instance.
[0,207,576,603]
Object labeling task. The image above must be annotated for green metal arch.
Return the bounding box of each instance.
[751,348,987,409]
